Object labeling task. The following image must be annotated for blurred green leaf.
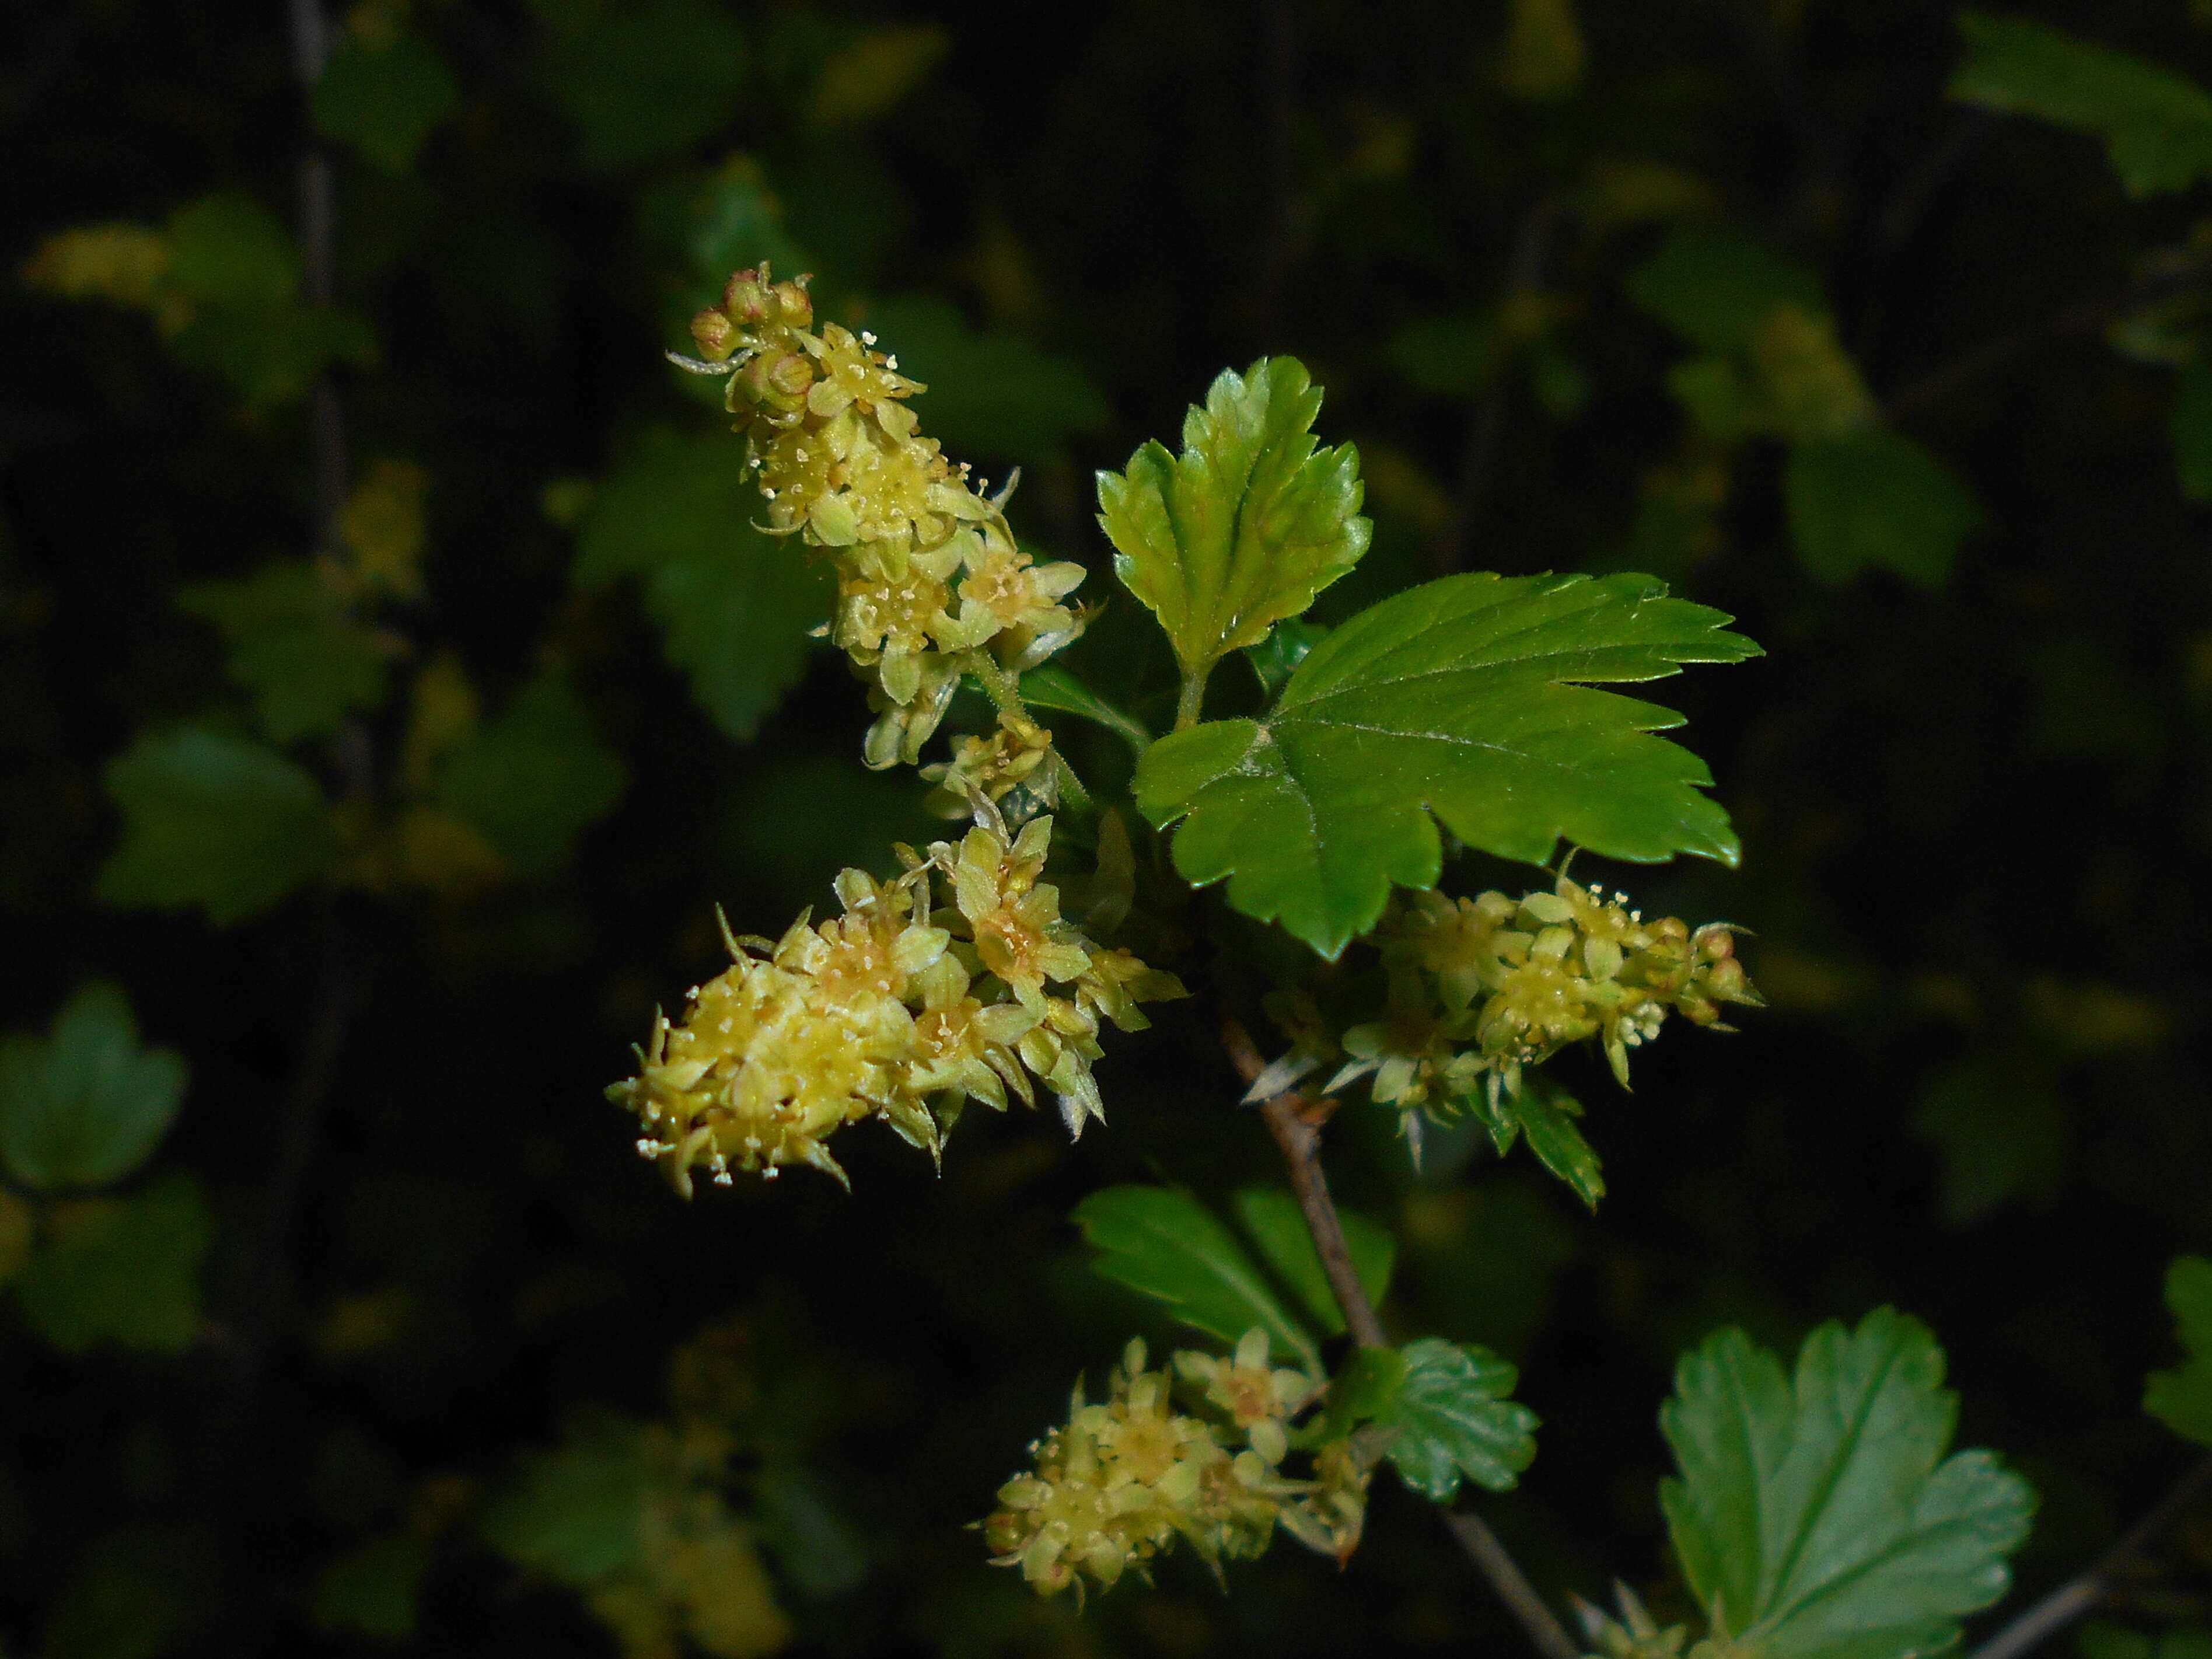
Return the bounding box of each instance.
[310,1532,433,1641]
[1376,1337,1539,1500]
[1912,1050,2066,1227]
[809,25,947,127]
[1785,427,1983,586]
[1473,1072,1606,1209]
[165,193,297,306]
[1626,226,1823,355]
[176,561,389,742]
[1952,13,2212,197]
[1072,1185,1320,1368]
[0,983,187,1193]
[535,0,746,172]
[1385,312,1501,399]
[2173,358,2212,500]
[169,302,378,410]
[575,428,829,742]
[18,1172,211,1354]
[684,157,810,290]
[45,1528,216,1659]
[1320,1344,1407,1439]
[434,670,627,879]
[480,1408,652,1584]
[1099,357,1370,703]
[1661,1308,2035,1659]
[1018,663,1151,756]
[1135,572,1757,958]
[2145,1255,2212,1445]
[865,296,1109,466]
[314,30,461,173]
[98,727,336,925]
[1230,1186,1395,1338]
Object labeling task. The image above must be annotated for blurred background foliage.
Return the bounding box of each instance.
[4,0,2212,1654]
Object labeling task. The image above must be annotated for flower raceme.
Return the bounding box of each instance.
[1270,874,1761,1122]
[606,815,1184,1192]
[676,267,1086,768]
[983,1332,1380,1599]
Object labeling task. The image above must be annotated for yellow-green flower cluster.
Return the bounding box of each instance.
[680,267,1086,767]
[607,815,1184,1192]
[1306,874,1760,1116]
[920,710,1057,819]
[984,1332,1377,1599]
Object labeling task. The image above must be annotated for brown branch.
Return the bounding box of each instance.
[1222,1019,1580,1659]
[1969,1452,2212,1659]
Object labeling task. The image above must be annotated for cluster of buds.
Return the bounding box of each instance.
[984,1332,1379,1599]
[1269,874,1759,1123]
[606,814,1184,1191]
[679,267,1087,767]
[920,710,1057,819]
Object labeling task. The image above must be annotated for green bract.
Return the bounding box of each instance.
[2145,1255,2212,1446]
[1097,357,1370,722]
[1374,1337,1539,1501]
[1661,1308,2034,1659]
[0,983,188,1193]
[1135,571,1758,958]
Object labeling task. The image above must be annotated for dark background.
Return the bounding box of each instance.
[2,0,2208,1654]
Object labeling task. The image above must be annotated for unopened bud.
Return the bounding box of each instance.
[690,308,738,360]
[766,351,814,399]
[723,271,773,325]
[773,278,813,329]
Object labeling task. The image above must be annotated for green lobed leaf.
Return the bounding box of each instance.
[310,1533,432,1642]
[1784,428,1984,588]
[2173,359,2212,501]
[176,561,390,743]
[313,29,462,173]
[1018,663,1152,757]
[1243,618,1329,698]
[98,727,337,926]
[534,0,747,172]
[18,1172,211,1355]
[1474,1072,1606,1210]
[2145,1255,2212,1445]
[1660,1307,2035,1659]
[1626,226,1824,355]
[1135,571,1759,958]
[1951,13,2212,197]
[866,296,1110,467]
[1322,1345,1409,1440]
[480,1407,654,1585]
[1376,1337,1540,1501]
[1097,357,1371,701]
[1231,1186,1396,1339]
[1072,1185,1320,1368]
[0,983,188,1193]
[433,670,627,881]
[575,428,829,743]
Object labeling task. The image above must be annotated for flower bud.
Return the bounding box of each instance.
[722,270,773,326]
[689,307,738,361]
[771,278,813,329]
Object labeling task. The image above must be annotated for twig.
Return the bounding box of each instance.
[1885,252,2212,422]
[1222,1019,1581,1659]
[1969,1452,2212,1659]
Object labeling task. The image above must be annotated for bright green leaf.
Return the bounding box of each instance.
[1951,13,2212,197]
[310,1532,433,1641]
[1231,1186,1395,1338]
[1098,357,1371,705]
[2145,1255,2212,1445]
[1072,1185,1320,1368]
[1661,1307,2035,1659]
[1474,1072,1606,1209]
[18,1172,211,1354]
[1785,427,1984,587]
[866,296,1109,466]
[434,671,627,880]
[1626,226,1823,355]
[534,0,746,172]
[480,1408,654,1584]
[2173,359,2212,501]
[1018,664,1152,756]
[575,428,828,743]
[1135,571,1757,958]
[99,727,336,926]
[1376,1337,1539,1500]
[0,983,187,1193]
[314,30,462,173]
[177,561,389,742]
